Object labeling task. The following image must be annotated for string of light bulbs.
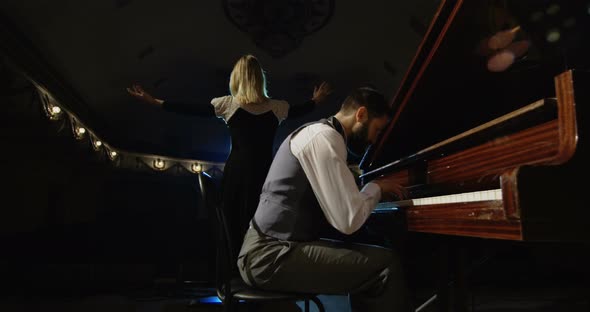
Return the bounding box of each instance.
[35,83,224,175]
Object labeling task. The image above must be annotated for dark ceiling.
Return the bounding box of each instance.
[0,0,440,162]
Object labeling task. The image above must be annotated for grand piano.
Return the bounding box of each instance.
[360,0,589,242]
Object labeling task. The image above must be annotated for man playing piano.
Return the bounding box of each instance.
[237,87,411,312]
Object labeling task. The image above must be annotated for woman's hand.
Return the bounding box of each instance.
[126,84,164,106]
[311,81,332,104]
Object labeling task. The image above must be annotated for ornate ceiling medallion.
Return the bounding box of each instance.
[223,0,335,58]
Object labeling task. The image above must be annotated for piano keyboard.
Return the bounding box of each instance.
[377,189,503,210]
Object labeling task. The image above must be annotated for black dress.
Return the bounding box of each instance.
[222,108,277,253]
[163,96,315,255]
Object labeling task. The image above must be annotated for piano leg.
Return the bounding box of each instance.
[436,242,450,312]
[452,244,470,312]
[428,240,471,312]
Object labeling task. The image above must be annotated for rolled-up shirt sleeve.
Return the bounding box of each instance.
[291,124,381,235]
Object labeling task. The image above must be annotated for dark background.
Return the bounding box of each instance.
[1,1,589,311]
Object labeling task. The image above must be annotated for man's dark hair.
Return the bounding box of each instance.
[340,87,389,119]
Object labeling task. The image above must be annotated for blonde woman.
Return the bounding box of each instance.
[127,54,331,254]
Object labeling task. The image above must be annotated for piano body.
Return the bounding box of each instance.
[360,0,590,242]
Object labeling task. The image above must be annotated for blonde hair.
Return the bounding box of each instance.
[229,54,269,104]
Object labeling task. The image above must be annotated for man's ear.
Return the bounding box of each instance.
[355,106,368,123]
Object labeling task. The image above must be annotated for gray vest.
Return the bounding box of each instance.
[252,118,346,241]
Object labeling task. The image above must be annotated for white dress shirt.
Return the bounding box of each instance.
[290,122,382,235]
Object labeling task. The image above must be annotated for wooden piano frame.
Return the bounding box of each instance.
[361,0,588,242]
[364,71,579,240]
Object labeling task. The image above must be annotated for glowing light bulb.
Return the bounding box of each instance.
[51,106,61,114]
[94,140,102,147]
[110,151,117,157]
[154,159,165,169]
[192,163,202,173]
[77,127,86,134]
[546,29,560,43]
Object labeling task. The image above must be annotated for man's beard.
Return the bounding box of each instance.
[347,122,370,158]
